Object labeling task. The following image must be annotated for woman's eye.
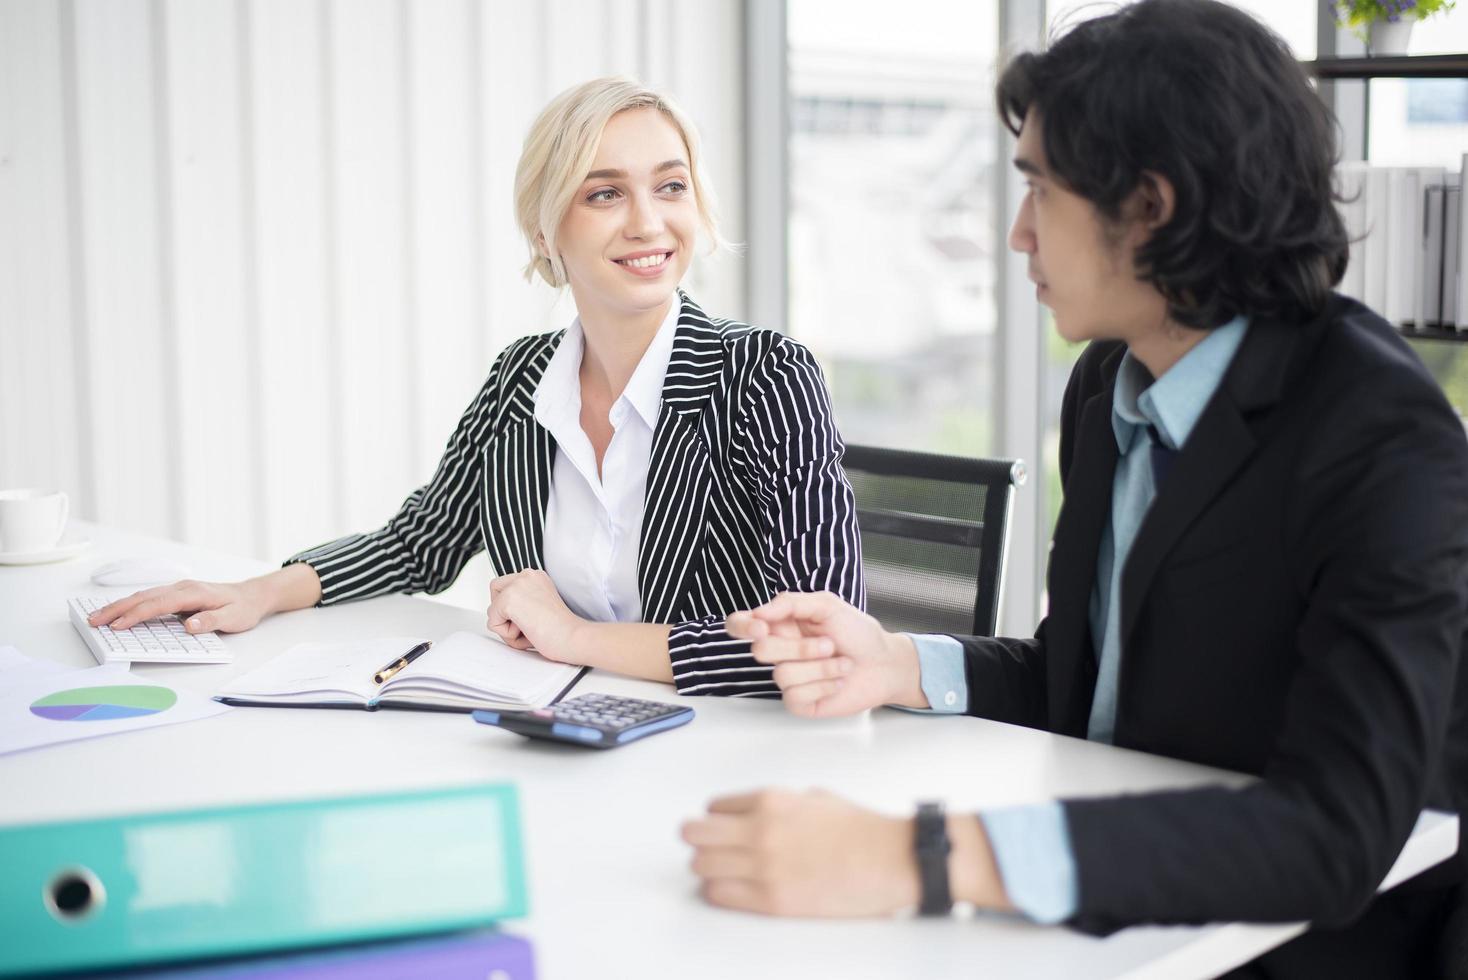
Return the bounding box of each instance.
[660,180,688,195]
[588,188,619,203]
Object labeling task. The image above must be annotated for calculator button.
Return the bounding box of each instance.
[551,723,604,742]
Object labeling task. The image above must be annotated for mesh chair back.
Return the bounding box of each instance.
[842,445,1024,637]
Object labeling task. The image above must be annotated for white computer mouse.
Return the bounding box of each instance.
[89,558,191,588]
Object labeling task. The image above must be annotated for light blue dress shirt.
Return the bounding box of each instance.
[907,316,1249,922]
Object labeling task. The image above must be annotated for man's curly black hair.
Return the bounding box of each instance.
[997,0,1350,330]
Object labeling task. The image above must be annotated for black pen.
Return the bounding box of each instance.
[373,641,432,684]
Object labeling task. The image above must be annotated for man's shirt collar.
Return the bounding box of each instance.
[1111,315,1249,454]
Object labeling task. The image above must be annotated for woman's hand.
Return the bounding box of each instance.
[487,569,587,663]
[725,591,928,717]
[90,579,262,635]
[85,563,321,635]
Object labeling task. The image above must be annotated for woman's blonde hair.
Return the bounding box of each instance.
[514,76,725,288]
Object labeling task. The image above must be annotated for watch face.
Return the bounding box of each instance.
[915,806,951,853]
[916,826,946,853]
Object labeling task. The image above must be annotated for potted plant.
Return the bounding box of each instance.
[1333,0,1458,55]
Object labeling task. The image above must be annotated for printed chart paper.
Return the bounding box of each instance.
[0,652,230,755]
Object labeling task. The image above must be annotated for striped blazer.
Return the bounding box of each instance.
[289,292,865,697]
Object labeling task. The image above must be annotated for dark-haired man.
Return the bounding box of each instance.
[682,0,1468,975]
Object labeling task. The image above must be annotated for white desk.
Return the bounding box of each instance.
[1,522,1458,980]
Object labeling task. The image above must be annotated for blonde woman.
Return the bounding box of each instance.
[92,77,864,697]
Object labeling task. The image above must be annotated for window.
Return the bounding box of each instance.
[1367,10,1468,170]
[786,0,1001,456]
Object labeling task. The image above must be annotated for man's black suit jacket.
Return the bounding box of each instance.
[958,296,1468,955]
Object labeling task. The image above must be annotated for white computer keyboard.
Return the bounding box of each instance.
[68,596,232,665]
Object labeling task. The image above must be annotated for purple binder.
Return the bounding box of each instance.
[111,930,534,979]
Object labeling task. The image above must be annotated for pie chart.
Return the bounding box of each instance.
[30,685,178,721]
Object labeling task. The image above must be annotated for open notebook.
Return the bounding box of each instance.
[215,631,585,713]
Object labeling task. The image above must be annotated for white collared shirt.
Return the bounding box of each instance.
[534,302,679,624]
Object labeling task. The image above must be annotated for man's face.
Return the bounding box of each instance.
[1008,108,1159,344]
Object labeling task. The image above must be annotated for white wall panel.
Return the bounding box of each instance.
[545,0,611,91]
[161,0,257,555]
[406,0,484,479]
[0,0,85,510]
[249,0,337,560]
[604,0,642,74]
[71,0,176,537]
[329,0,416,533]
[481,0,561,365]
[640,0,674,89]
[672,0,746,320]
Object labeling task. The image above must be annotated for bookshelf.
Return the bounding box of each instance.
[1399,325,1466,343]
[1302,53,1468,79]
[1306,52,1468,341]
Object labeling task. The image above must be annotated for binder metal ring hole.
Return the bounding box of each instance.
[44,866,105,922]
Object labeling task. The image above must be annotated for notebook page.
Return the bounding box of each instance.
[387,631,579,704]
[219,637,428,703]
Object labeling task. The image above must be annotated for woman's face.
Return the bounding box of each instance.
[555,108,699,322]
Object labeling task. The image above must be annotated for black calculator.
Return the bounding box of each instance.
[472,693,694,749]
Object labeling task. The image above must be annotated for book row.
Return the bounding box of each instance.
[1338,157,1468,331]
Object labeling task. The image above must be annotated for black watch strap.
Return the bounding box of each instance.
[914,802,952,916]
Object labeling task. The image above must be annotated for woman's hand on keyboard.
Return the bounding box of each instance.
[88,580,268,634]
[86,565,321,634]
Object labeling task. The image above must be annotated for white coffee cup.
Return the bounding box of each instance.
[0,488,70,554]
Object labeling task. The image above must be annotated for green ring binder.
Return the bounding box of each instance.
[1,783,529,976]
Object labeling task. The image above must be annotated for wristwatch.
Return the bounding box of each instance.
[914,801,952,916]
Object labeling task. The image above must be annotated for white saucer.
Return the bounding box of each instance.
[0,537,92,566]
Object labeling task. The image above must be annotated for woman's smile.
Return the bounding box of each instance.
[613,248,674,277]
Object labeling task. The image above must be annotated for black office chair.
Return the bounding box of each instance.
[842,444,1025,638]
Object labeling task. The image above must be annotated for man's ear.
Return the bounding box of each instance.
[1135,170,1175,230]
